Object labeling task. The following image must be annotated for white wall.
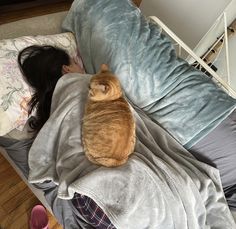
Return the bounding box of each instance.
[140,0,232,49]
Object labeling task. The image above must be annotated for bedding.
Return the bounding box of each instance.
[1,0,236,228]
[62,0,236,148]
[0,32,83,136]
[190,109,236,189]
[189,109,236,209]
[27,73,235,228]
[2,135,236,229]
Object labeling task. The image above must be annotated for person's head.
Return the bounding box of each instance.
[18,45,81,132]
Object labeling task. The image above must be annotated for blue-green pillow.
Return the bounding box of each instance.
[62,0,236,147]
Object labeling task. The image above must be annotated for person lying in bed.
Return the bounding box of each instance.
[18,45,84,132]
[18,45,116,228]
[17,45,236,228]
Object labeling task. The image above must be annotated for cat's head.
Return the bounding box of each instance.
[89,64,122,101]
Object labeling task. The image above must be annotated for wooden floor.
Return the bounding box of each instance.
[133,0,142,7]
[0,1,73,25]
[0,0,142,25]
[0,153,62,229]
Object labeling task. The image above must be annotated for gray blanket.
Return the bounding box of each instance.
[28,73,235,228]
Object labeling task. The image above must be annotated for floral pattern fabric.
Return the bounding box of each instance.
[0,32,83,136]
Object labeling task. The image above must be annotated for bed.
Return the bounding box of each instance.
[1,0,236,228]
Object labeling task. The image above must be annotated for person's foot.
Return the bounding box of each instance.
[30,205,49,229]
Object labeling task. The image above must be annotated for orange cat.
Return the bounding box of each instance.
[82,64,136,167]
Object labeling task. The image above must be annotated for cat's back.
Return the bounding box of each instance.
[84,97,133,127]
[83,97,135,163]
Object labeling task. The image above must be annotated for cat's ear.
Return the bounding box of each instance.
[100,64,109,72]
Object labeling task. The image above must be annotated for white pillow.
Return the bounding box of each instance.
[0,32,83,136]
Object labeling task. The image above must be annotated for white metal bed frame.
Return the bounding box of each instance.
[149,15,236,98]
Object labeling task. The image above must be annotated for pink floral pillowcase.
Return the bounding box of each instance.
[0,32,84,136]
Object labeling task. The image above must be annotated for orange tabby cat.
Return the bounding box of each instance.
[82,64,136,167]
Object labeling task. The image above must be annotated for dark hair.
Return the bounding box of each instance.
[18,45,70,132]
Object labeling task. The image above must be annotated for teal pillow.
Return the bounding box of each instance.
[62,0,236,147]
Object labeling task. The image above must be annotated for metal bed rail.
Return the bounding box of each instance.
[149,15,236,98]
